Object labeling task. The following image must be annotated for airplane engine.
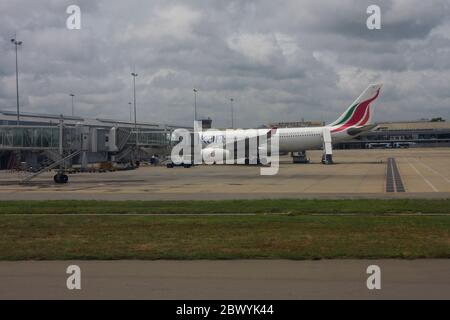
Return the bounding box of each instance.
[202,147,230,164]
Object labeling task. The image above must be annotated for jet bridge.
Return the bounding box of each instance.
[0,119,172,183]
[0,126,62,150]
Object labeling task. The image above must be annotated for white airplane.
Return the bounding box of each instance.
[172,84,382,165]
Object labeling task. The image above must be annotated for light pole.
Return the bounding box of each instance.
[70,93,75,116]
[128,102,132,122]
[11,37,23,125]
[193,88,198,122]
[131,72,138,126]
[230,98,234,129]
[131,72,138,158]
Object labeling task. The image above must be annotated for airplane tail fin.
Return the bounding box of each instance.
[328,84,382,132]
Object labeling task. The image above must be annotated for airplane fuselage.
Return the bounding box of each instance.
[199,126,352,153]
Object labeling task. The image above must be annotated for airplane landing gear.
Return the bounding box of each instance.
[292,151,310,163]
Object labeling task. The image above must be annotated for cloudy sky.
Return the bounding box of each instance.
[1,0,450,127]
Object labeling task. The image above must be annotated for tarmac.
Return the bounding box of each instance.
[0,260,449,299]
[0,148,449,200]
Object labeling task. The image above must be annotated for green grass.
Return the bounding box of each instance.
[0,199,450,215]
[0,200,449,260]
[0,215,449,260]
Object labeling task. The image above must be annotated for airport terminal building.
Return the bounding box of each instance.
[334,120,450,149]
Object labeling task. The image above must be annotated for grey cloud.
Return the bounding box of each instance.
[0,0,449,127]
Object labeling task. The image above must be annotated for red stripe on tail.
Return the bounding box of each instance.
[332,88,380,133]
